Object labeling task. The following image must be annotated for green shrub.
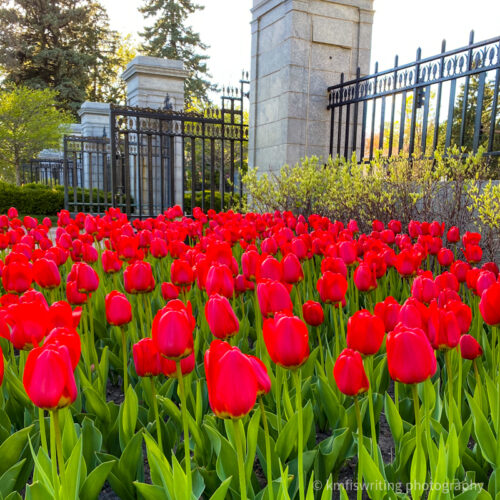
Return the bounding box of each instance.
[242,147,498,257]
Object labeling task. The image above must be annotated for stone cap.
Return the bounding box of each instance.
[77,101,111,118]
[121,56,190,82]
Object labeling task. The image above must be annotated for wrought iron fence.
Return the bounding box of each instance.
[327,31,500,162]
[63,135,112,214]
[21,159,66,186]
[63,77,249,217]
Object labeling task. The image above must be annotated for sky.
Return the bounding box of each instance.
[101,0,500,90]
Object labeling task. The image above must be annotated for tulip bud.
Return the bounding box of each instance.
[459,334,482,360]
[316,271,348,304]
[105,291,132,326]
[333,348,369,396]
[124,260,155,294]
[353,263,377,292]
[302,300,324,327]
[263,313,309,368]
[205,263,234,298]
[346,309,385,356]
[386,325,436,384]
[256,279,293,317]
[205,293,239,340]
[374,296,400,333]
[479,282,500,326]
[152,300,195,360]
[23,344,78,410]
[33,258,61,289]
[204,340,258,419]
[133,338,162,377]
[161,352,195,378]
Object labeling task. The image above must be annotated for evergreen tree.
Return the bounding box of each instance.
[0,0,121,114]
[139,0,214,103]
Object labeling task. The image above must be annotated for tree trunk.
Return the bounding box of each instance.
[15,157,21,186]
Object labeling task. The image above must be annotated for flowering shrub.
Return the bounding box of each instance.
[0,205,498,499]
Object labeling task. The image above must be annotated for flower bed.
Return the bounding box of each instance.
[0,205,498,499]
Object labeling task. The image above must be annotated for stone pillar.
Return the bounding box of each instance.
[121,56,189,110]
[249,0,374,174]
[121,56,190,210]
[78,102,110,138]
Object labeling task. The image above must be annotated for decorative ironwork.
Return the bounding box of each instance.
[63,75,249,217]
[328,32,500,161]
[21,159,66,186]
[109,75,249,218]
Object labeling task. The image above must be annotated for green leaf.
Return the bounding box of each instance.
[275,402,313,463]
[62,436,83,500]
[83,386,111,424]
[119,385,139,450]
[25,481,53,500]
[467,394,497,465]
[245,407,261,482]
[80,461,116,500]
[0,425,34,477]
[0,460,26,498]
[410,442,427,499]
[208,476,232,499]
[81,417,103,471]
[360,444,389,500]
[384,393,403,443]
[133,482,167,500]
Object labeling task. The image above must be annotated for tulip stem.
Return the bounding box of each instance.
[411,384,423,500]
[457,346,462,419]
[150,376,163,452]
[50,411,60,499]
[176,361,192,499]
[316,327,325,372]
[332,304,340,360]
[259,398,274,500]
[366,356,379,469]
[276,366,282,433]
[39,407,48,455]
[473,359,482,411]
[232,418,247,500]
[120,327,128,394]
[492,326,497,377]
[394,381,399,412]
[444,350,454,431]
[52,409,65,490]
[354,396,363,500]
[293,370,304,500]
[338,304,345,349]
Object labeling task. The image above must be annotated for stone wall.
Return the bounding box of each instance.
[249,0,375,174]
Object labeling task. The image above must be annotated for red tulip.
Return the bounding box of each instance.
[205,263,234,298]
[68,262,99,293]
[105,291,132,326]
[476,271,496,296]
[33,258,61,289]
[459,335,482,360]
[116,235,139,261]
[411,275,437,304]
[372,220,384,232]
[124,260,155,294]
[257,256,282,281]
[446,226,460,243]
[395,249,420,277]
[205,293,239,340]
[482,262,499,278]
[161,352,195,378]
[23,344,77,410]
[388,220,402,234]
[444,300,472,334]
[0,345,3,385]
[241,250,261,281]
[435,271,459,292]
[152,299,195,360]
[151,238,168,259]
[462,231,481,247]
[346,309,385,355]
[437,248,454,267]
[386,325,436,384]
[66,280,88,305]
[333,348,369,396]
[282,253,304,284]
[353,263,377,292]
[43,327,81,370]
[338,241,357,266]
[204,340,258,418]
[256,279,293,317]
[263,313,309,368]
[170,259,194,289]
[247,355,271,395]
[133,338,162,377]
[316,271,348,304]
[2,260,32,294]
[321,257,347,278]
[7,300,49,350]
[479,282,500,326]
[302,300,324,327]
[463,244,482,264]
[161,282,180,301]
[427,303,461,350]
[7,207,18,219]
[374,296,400,333]
[102,250,123,274]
